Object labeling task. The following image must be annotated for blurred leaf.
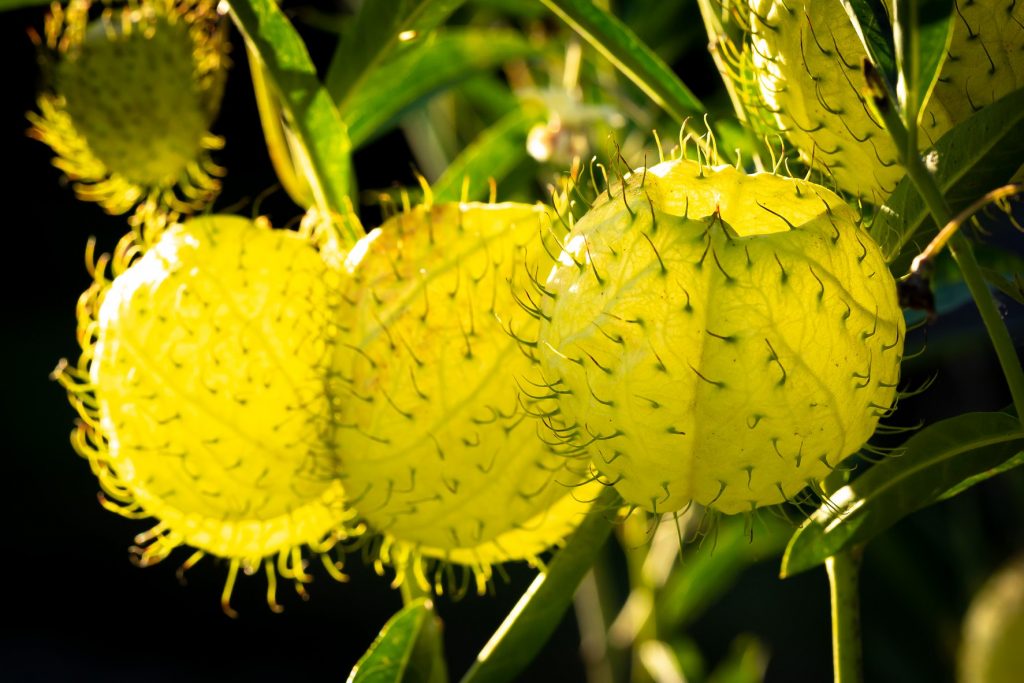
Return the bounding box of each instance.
[460,488,620,683]
[348,599,448,683]
[871,87,1024,268]
[327,0,467,109]
[912,0,952,115]
[226,0,358,243]
[343,29,536,148]
[781,411,1024,578]
[659,516,790,629]
[432,103,544,202]
[538,0,704,123]
[840,0,897,89]
[984,270,1024,306]
[0,0,51,10]
[706,634,770,683]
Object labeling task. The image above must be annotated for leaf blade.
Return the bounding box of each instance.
[343,29,537,148]
[781,411,1024,578]
[226,0,358,244]
[538,0,704,123]
[459,488,619,683]
[432,103,545,203]
[348,599,448,683]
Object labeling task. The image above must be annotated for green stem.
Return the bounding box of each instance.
[871,85,1024,423]
[400,572,431,606]
[826,549,863,683]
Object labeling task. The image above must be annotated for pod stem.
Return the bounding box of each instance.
[826,548,864,683]
[867,65,1024,425]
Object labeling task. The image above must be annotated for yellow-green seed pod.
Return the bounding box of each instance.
[332,202,595,593]
[960,555,1024,683]
[29,0,229,234]
[536,159,904,515]
[55,216,354,614]
[747,0,1024,202]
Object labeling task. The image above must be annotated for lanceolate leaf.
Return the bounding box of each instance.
[348,599,448,683]
[538,0,704,123]
[326,0,467,109]
[913,0,953,116]
[460,488,620,683]
[226,0,358,245]
[840,0,897,89]
[432,103,545,202]
[342,29,537,148]
[781,411,1024,578]
[870,87,1024,268]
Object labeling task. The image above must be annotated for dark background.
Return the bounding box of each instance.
[3,3,1023,681]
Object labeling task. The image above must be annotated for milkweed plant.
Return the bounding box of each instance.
[16,0,1024,680]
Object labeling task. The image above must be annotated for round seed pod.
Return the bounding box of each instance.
[747,0,1024,202]
[332,203,595,592]
[55,216,353,614]
[536,159,904,515]
[29,0,229,232]
[960,555,1024,683]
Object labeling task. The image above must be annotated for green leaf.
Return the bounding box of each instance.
[0,0,51,10]
[781,411,1024,578]
[538,0,704,123]
[658,516,790,629]
[348,599,448,683]
[343,29,536,148]
[913,0,953,116]
[870,87,1024,267]
[326,0,468,109]
[459,488,620,683]
[840,0,897,89]
[432,103,545,203]
[226,0,359,245]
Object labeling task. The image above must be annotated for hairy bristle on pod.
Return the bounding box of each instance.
[745,0,1023,203]
[29,0,229,236]
[54,216,356,615]
[331,202,598,595]
[535,158,905,515]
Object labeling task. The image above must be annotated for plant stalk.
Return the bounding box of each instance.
[868,75,1024,423]
[826,548,864,683]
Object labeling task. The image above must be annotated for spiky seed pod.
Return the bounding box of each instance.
[54,216,355,615]
[535,159,904,515]
[332,202,595,594]
[29,0,229,237]
[746,0,1024,202]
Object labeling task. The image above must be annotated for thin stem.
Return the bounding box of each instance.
[826,548,864,683]
[399,571,430,606]
[867,71,1024,423]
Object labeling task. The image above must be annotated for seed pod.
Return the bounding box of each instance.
[746,0,1024,202]
[55,216,354,614]
[960,555,1024,683]
[332,202,594,593]
[29,0,229,235]
[536,159,904,514]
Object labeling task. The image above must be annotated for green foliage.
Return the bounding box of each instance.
[782,411,1024,578]
[348,599,448,683]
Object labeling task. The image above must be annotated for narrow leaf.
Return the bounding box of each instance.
[539,0,704,123]
[913,0,953,116]
[781,412,1024,578]
[460,488,620,683]
[870,87,1024,267]
[348,599,448,683]
[659,516,790,629]
[0,0,51,10]
[432,103,545,202]
[343,29,536,148]
[226,0,359,244]
[326,0,467,109]
[840,0,897,89]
